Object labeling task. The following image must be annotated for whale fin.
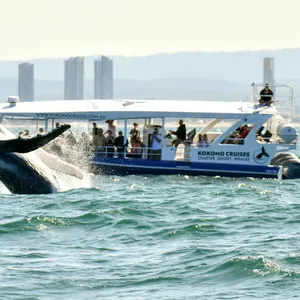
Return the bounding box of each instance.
[0,124,71,154]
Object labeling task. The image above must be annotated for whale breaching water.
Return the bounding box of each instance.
[0,124,84,194]
[270,152,300,180]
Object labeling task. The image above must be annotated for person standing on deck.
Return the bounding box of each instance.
[129,123,141,144]
[115,131,128,158]
[170,119,186,147]
[150,127,162,160]
[104,120,117,138]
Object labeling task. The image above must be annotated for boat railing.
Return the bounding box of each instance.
[93,145,161,160]
[251,82,293,123]
[91,136,297,162]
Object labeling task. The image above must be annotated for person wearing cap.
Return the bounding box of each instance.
[115,131,128,158]
[129,122,140,144]
[259,84,274,106]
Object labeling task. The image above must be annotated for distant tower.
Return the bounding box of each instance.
[94,56,113,99]
[18,63,34,102]
[64,57,84,100]
[263,57,275,86]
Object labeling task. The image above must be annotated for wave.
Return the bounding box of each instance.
[206,255,300,280]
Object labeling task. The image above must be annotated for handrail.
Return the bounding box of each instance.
[251,82,293,123]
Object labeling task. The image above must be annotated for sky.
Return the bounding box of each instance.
[1,0,300,60]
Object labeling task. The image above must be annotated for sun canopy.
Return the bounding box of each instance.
[0,99,275,120]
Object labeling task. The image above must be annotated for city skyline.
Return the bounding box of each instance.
[1,0,300,60]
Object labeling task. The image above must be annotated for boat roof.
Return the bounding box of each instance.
[0,99,276,120]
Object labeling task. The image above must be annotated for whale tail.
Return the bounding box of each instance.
[0,124,71,154]
[256,146,270,159]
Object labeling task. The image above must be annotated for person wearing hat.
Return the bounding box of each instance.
[259,84,274,106]
[115,131,128,158]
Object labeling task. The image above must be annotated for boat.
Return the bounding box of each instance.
[0,83,298,180]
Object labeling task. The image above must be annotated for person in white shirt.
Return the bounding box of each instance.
[202,134,210,147]
[196,133,204,147]
[104,120,117,138]
[150,127,162,160]
[197,133,210,147]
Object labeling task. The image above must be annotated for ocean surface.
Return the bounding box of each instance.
[1,167,300,299]
[1,122,300,299]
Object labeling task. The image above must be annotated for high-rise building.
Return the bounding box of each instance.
[263,57,275,86]
[18,63,34,102]
[64,57,84,100]
[94,56,113,99]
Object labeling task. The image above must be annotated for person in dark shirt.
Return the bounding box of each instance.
[259,84,274,106]
[105,130,115,157]
[114,131,128,157]
[170,119,186,147]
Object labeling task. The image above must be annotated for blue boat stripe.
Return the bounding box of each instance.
[92,161,279,176]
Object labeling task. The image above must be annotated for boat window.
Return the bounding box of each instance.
[221,124,254,145]
[256,125,272,143]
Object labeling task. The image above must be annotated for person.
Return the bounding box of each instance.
[234,124,250,144]
[37,128,44,137]
[196,133,204,147]
[259,83,274,106]
[55,122,60,129]
[65,130,77,147]
[23,130,31,138]
[95,128,106,154]
[129,122,141,144]
[150,127,162,160]
[104,120,117,138]
[78,132,90,152]
[114,131,128,158]
[105,130,115,157]
[202,134,210,147]
[91,122,99,146]
[170,119,186,147]
[130,137,143,158]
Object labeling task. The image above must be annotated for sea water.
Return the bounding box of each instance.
[0,140,300,299]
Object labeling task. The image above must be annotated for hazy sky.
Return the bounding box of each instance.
[1,0,300,60]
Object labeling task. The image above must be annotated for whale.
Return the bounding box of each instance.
[0,124,84,194]
[270,152,300,180]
